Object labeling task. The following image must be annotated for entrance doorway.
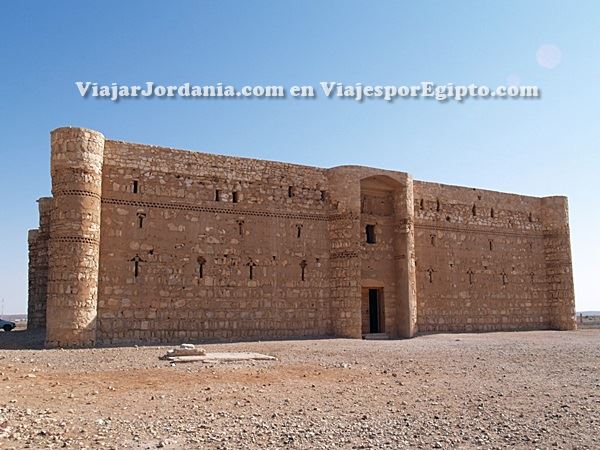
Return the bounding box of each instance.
[363,288,384,334]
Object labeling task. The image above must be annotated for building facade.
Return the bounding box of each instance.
[27,127,576,348]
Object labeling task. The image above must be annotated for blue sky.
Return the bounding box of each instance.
[0,1,598,314]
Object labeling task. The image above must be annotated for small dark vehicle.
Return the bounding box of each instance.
[0,319,16,332]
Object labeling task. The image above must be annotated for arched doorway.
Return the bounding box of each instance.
[360,175,416,338]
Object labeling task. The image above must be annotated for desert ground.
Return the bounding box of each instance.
[0,329,598,449]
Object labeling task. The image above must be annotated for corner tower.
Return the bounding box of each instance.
[46,127,105,347]
[541,196,577,330]
[27,197,53,330]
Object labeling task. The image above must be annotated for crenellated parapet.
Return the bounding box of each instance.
[45,127,105,347]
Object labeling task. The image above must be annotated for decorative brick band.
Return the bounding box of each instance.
[329,212,358,221]
[330,250,360,259]
[415,222,545,238]
[54,189,101,200]
[51,236,99,245]
[545,259,572,267]
[102,197,330,221]
[542,231,570,239]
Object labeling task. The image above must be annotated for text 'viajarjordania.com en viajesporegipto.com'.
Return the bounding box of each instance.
[76,81,541,103]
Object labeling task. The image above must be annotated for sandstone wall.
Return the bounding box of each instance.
[413,181,576,332]
[30,127,575,347]
[96,140,333,344]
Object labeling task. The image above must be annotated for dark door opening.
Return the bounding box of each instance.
[368,288,381,333]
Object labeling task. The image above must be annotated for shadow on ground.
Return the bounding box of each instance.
[0,327,45,350]
[0,326,337,351]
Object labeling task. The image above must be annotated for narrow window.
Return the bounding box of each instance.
[130,254,143,278]
[232,191,238,203]
[491,208,495,218]
[197,256,206,278]
[472,205,477,216]
[300,260,307,281]
[420,199,424,210]
[246,258,256,280]
[528,212,533,222]
[436,199,441,212]
[320,190,327,201]
[501,272,508,285]
[366,224,376,244]
[238,220,244,236]
[288,186,294,198]
[489,240,494,251]
[467,270,474,285]
[297,224,302,238]
[215,189,221,201]
[137,213,146,229]
[430,234,436,246]
[426,268,434,283]
[132,180,139,194]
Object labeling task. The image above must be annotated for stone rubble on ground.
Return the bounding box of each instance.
[160,345,276,364]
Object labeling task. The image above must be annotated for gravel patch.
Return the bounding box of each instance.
[0,330,598,449]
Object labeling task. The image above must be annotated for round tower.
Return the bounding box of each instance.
[541,196,577,331]
[46,127,105,347]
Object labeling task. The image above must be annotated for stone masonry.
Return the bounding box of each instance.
[28,127,577,347]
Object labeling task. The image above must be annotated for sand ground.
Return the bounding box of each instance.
[0,329,598,449]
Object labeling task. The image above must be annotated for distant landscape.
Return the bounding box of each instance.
[576,312,600,329]
[0,314,26,321]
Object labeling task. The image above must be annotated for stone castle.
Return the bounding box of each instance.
[28,127,576,348]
